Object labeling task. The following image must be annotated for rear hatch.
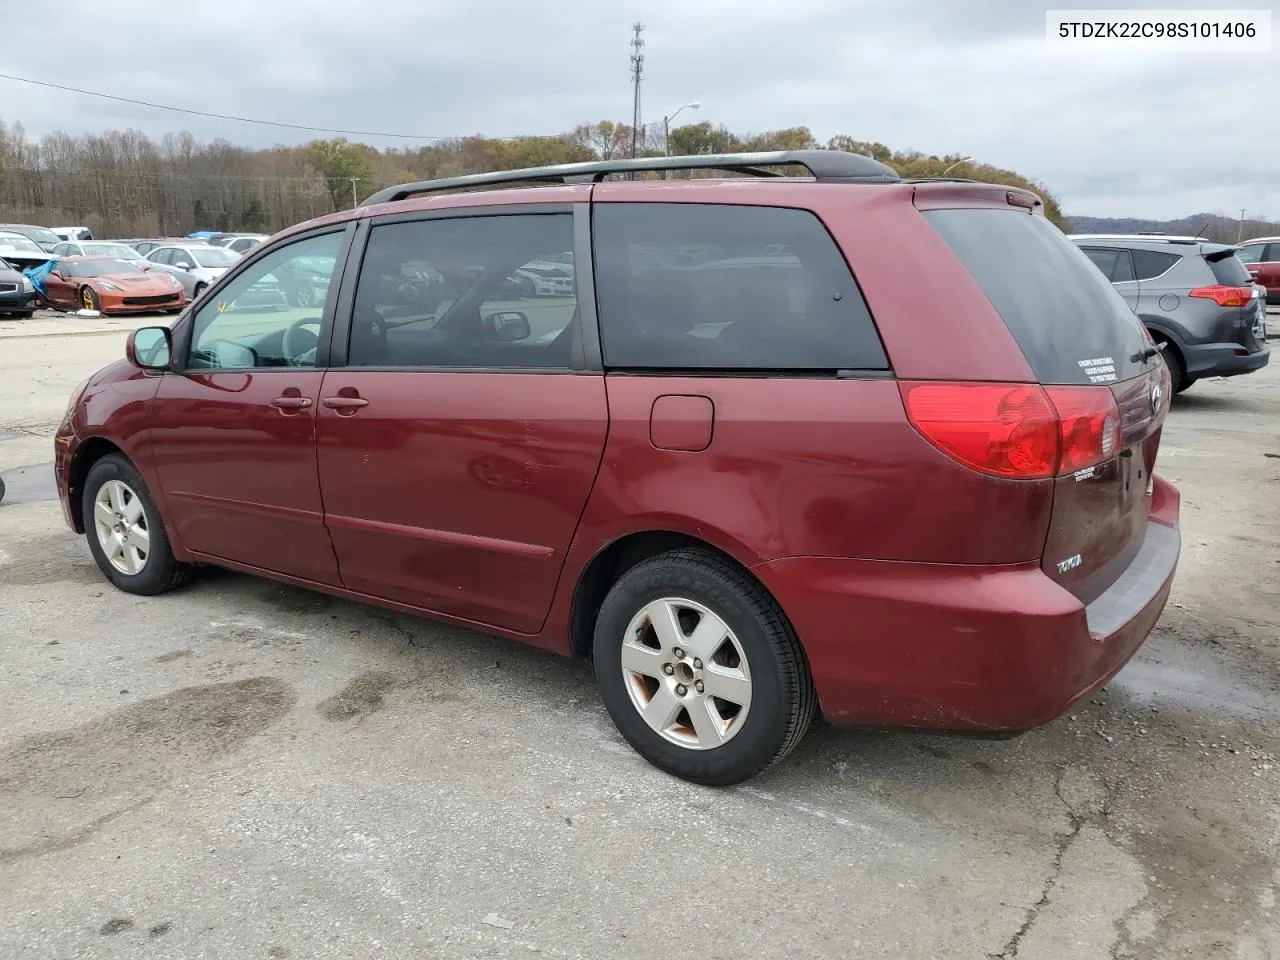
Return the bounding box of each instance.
[1203,248,1267,350]
[920,206,1168,604]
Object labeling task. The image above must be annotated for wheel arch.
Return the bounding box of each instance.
[566,528,781,661]
[66,437,127,533]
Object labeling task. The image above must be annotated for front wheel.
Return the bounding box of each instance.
[80,286,101,312]
[192,282,207,301]
[593,549,816,786]
[82,454,194,595]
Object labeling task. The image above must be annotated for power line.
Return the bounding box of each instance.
[0,71,554,142]
[16,167,360,183]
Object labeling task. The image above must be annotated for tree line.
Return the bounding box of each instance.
[0,117,1068,237]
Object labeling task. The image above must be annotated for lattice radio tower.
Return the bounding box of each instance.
[629,23,645,161]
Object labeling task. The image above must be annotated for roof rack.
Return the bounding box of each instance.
[361,150,900,206]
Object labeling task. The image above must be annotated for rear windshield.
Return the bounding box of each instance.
[924,209,1153,385]
[1207,251,1254,286]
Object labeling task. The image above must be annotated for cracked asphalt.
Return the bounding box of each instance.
[2,312,1279,959]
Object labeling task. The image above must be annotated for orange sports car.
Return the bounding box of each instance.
[44,255,187,314]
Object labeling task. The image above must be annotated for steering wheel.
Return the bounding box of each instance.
[281,317,322,365]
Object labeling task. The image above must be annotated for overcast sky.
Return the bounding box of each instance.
[4,0,1277,219]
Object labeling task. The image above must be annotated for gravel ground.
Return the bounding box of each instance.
[1,311,1278,959]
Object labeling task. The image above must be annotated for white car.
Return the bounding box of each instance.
[51,226,94,241]
[144,243,242,300]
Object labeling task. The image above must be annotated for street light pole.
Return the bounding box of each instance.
[663,101,701,157]
[350,178,359,209]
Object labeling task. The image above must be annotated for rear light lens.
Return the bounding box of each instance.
[900,383,1058,479]
[1188,285,1251,307]
[1044,386,1122,475]
[901,382,1122,480]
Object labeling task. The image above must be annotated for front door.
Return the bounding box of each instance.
[149,229,350,585]
[316,209,607,633]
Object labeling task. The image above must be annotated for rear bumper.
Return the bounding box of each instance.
[752,476,1181,731]
[1184,341,1270,378]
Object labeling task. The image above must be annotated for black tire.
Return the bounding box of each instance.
[0,475,6,503]
[593,548,816,786]
[10,311,33,320]
[79,286,101,312]
[1160,342,1187,394]
[82,453,194,595]
[193,282,208,300]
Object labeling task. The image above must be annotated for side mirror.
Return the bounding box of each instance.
[126,326,172,371]
[50,269,63,279]
[482,310,531,342]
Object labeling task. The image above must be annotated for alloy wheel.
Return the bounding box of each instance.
[620,597,753,750]
[92,479,150,575]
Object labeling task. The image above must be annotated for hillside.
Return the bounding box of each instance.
[1068,213,1280,243]
[0,118,1066,236]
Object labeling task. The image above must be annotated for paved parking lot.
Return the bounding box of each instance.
[1,309,1278,959]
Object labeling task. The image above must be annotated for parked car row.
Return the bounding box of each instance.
[1070,234,1270,393]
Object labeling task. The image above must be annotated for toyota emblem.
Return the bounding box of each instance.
[1150,382,1163,414]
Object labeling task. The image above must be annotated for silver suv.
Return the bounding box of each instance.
[1070,234,1269,393]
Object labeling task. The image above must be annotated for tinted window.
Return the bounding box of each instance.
[1207,251,1253,286]
[188,232,343,370]
[924,209,1151,385]
[1111,249,1135,283]
[149,248,172,265]
[1131,249,1180,281]
[347,214,578,369]
[593,204,886,371]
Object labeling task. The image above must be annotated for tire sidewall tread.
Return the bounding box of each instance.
[82,454,193,596]
[593,548,815,786]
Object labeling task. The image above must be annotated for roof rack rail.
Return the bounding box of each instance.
[361,150,900,206]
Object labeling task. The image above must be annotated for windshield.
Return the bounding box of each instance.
[192,247,241,268]
[65,258,144,278]
[4,225,60,246]
[0,233,44,254]
[84,243,143,260]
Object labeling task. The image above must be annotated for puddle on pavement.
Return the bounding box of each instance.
[0,677,296,865]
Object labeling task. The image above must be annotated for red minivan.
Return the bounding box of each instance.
[54,151,1180,785]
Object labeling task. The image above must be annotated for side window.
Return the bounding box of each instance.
[53,243,71,256]
[1131,249,1181,281]
[1081,247,1119,279]
[150,248,171,265]
[592,203,888,371]
[173,249,196,269]
[187,232,344,371]
[1234,243,1265,265]
[1111,249,1136,283]
[347,213,578,369]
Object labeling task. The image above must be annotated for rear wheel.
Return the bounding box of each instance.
[1158,341,1187,394]
[82,454,194,595]
[593,548,816,786]
[193,282,207,300]
[80,286,100,312]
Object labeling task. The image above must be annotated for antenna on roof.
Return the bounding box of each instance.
[1193,221,1210,239]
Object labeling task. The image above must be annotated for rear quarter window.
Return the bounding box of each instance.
[592,203,888,372]
[1131,249,1181,281]
[923,209,1152,385]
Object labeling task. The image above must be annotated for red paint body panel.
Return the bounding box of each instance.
[314,371,608,634]
[586,375,1053,565]
[754,478,1180,730]
[149,371,341,585]
[42,258,187,314]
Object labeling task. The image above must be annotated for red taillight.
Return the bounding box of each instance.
[900,383,1059,479]
[900,382,1121,479]
[1044,386,1122,475]
[1188,285,1251,307]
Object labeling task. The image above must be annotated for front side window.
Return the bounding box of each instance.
[346,213,578,369]
[592,203,887,371]
[148,248,173,266]
[187,232,344,370]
